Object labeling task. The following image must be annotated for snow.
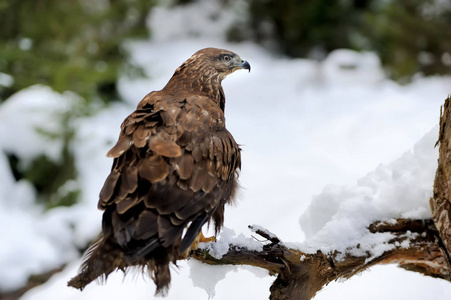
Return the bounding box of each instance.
[188,259,271,299]
[249,224,278,240]
[0,0,450,299]
[0,86,81,290]
[321,49,385,85]
[298,127,438,258]
[0,85,77,165]
[198,227,263,260]
[0,72,14,87]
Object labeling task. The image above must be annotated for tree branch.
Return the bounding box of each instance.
[193,219,451,299]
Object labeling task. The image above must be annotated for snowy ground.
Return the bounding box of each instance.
[1,1,451,299]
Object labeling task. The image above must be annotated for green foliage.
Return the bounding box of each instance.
[0,0,155,210]
[363,0,451,80]
[245,0,363,56]
[0,0,155,102]
[234,0,451,80]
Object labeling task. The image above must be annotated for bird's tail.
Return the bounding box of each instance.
[67,234,125,290]
[67,234,173,295]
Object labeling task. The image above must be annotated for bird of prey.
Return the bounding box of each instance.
[68,47,250,294]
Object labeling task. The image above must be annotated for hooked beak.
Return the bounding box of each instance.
[239,59,251,73]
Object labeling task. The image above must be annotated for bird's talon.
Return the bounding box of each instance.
[199,234,216,243]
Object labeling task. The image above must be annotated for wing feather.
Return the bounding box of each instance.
[134,209,159,240]
[98,169,121,209]
[172,153,194,180]
[157,215,181,247]
[106,135,131,158]
[116,192,139,214]
[138,155,169,183]
[149,137,182,158]
[114,165,138,202]
[132,125,150,148]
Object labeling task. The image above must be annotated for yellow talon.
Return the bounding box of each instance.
[179,231,216,259]
[198,231,216,243]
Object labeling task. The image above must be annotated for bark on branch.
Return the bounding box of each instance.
[193,220,450,300]
[193,96,451,300]
[432,95,451,258]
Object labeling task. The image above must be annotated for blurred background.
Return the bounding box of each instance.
[1,0,451,299]
[2,0,451,101]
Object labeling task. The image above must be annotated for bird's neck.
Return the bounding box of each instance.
[163,64,226,111]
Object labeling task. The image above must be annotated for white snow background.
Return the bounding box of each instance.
[1,0,451,299]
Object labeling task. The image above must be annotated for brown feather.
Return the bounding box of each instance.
[106,135,131,158]
[200,141,208,157]
[143,178,197,215]
[132,125,150,148]
[160,107,181,126]
[202,174,217,193]
[124,123,138,135]
[189,163,208,192]
[138,155,169,183]
[169,214,186,226]
[192,145,202,162]
[149,137,182,158]
[144,121,158,128]
[98,169,121,209]
[116,192,139,215]
[172,153,194,180]
[157,215,181,247]
[114,165,138,202]
[134,210,158,240]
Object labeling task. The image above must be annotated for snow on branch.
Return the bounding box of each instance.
[192,96,451,300]
[193,219,450,300]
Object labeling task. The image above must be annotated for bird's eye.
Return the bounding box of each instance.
[221,54,232,63]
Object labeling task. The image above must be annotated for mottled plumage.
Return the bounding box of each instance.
[68,48,250,294]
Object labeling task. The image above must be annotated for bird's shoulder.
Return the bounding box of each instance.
[106,91,227,158]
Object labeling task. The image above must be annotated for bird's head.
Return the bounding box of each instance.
[163,48,250,105]
[187,47,251,80]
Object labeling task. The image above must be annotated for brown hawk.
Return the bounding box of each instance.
[68,47,250,294]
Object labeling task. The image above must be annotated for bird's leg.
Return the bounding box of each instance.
[199,231,216,243]
[179,231,216,259]
[190,231,216,253]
